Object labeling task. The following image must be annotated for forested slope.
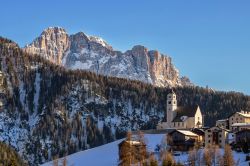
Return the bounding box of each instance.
[0,37,249,165]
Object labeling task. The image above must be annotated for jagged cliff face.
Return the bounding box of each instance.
[24,27,69,64]
[24,27,192,87]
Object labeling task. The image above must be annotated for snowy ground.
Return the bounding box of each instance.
[41,134,249,166]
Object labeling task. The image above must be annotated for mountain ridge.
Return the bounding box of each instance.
[0,37,249,165]
[24,27,192,87]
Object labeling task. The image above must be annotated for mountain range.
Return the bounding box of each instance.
[24,27,192,87]
[0,32,249,165]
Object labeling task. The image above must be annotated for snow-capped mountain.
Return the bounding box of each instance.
[1,37,250,165]
[24,27,192,87]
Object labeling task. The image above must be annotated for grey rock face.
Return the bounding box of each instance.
[24,27,192,87]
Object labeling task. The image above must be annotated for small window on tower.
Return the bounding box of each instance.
[168,101,171,104]
[174,101,176,104]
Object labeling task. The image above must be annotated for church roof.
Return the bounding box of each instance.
[172,105,199,122]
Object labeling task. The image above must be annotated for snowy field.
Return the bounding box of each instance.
[41,134,249,166]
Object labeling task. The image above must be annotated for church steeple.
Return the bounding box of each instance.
[166,90,177,127]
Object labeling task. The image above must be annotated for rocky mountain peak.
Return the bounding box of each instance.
[42,26,67,35]
[24,27,69,64]
[23,27,192,87]
[69,32,90,53]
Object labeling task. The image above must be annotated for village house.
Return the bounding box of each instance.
[167,129,202,151]
[157,91,203,130]
[205,126,230,148]
[228,111,250,130]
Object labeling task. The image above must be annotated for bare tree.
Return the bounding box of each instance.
[203,144,223,166]
[62,156,67,166]
[203,147,212,166]
[52,158,58,166]
[223,144,235,166]
[188,147,202,166]
[162,151,175,166]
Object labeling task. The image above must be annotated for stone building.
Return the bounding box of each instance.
[228,111,250,131]
[204,126,230,148]
[157,91,203,129]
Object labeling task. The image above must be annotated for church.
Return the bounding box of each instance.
[157,91,203,129]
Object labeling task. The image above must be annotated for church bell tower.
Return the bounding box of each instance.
[167,90,177,127]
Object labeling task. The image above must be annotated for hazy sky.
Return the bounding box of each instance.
[1,0,250,94]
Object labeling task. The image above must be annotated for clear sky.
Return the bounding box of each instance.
[0,0,250,95]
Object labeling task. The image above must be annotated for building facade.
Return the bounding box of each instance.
[228,111,250,131]
[167,130,199,151]
[231,123,250,132]
[205,126,229,148]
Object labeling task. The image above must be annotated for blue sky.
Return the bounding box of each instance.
[1,0,250,94]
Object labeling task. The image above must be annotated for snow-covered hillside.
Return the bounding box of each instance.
[41,134,165,166]
[41,134,249,166]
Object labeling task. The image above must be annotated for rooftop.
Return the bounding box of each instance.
[232,123,250,127]
[176,130,198,137]
[172,105,199,122]
[216,119,228,122]
[238,112,250,118]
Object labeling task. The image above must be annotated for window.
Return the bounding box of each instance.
[208,130,211,132]
[168,101,171,104]
[219,140,221,143]
[174,101,176,104]
[208,135,210,138]
[219,134,221,137]
[208,140,210,143]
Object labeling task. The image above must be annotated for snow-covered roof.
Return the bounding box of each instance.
[231,123,250,127]
[176,130,198,137]
[238,112,250,118]
[216,119,228,122]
